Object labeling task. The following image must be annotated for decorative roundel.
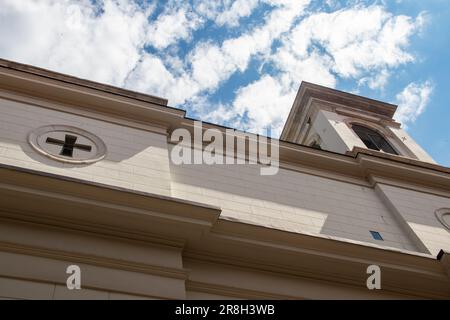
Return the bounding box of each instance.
[435,208,450,231]
[28,125,107,164]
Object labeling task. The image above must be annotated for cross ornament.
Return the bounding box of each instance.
[45,134,92,157]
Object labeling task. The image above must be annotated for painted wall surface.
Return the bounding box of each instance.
[2,97,449,255]
[0,98,171,196]
[376,184,450,256]
[0,97,449,257]
[169,149,418,252]
[0,96,449,300]
[388,126,437,163]
[311,110,363,153]
[309,107,436,163]
[0,218,421,300]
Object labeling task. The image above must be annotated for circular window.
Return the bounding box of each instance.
[435,209,450,230]
[28,125,107,164]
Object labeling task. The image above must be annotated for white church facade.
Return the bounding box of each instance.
[0,58,449,299]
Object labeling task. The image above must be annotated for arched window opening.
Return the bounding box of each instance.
[352,125,397,155]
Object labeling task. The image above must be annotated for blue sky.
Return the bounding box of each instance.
[0,0,449,165]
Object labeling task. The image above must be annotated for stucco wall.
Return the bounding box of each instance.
[376,184,450,256]
[0,97,171,196]
[169,149,418,252]
[1,96,447,257]
[0,277,157,300]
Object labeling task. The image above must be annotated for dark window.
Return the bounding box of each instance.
[370,231,383,241]
[352,125,397,155]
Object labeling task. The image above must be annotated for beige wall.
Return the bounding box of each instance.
[388,126,436,164]
[0,218,426,300]
[0,97,171,196]
[311,109,365,153]
[2,95,447,255]
[0,99,450,254]
[0,218,186,299]
[376,184,450,256]
[0,94,449,299]
[169,151,418,252]
[184,259,419,300]
[0,277,156,300]
[308,106,436,163]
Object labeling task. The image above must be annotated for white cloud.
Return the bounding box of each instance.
[0,1,431,136]
[190,0,310,87]
[125,53,176,98]
[279,6,421,78]
[0,0,152,86]
[146,5,202,49]
[358,69,390,90]
[212,52,337,135]
[193,0,265,28]
[126,0,310,105]
[215,0,260,27]
[192,0,229,21]
[213,5,424,136]
[232,75,296,136]
[395,81,433,126]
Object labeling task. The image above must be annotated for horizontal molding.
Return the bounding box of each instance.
[0,58,169,106]
[186,280,300,300]
[0,241,188,280]
[0,89,169,135]
[0,210,186,250]
[0,164,449,298]
[0,66,185,130]
[0,164,221,227]
[183,248,442,299]
[335,107,382,123]
[369,174,450,198]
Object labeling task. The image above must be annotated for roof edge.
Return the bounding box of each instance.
[0,58,169,107]
[281,81,398,140]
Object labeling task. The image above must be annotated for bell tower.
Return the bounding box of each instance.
[281,82,436,164]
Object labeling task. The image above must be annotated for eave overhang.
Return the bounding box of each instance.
[0,59,185,131]
[0,164,449,299]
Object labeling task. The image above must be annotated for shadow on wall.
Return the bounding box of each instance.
[0,101,159,167]
[18,131,163,169]
[167,144,423,253]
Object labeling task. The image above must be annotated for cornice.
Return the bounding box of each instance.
[170,118,450,194]
[0,60,186,131]
[0,164,221,245]
[0,241,188,280]
[0,88,169,135]
[281,81,397,141]
[356,152,450,194]
[281,81,397,140]
[184,220,450,299]
[0,58,169,106]
[186,280,300,299]
[281,141,450,194]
